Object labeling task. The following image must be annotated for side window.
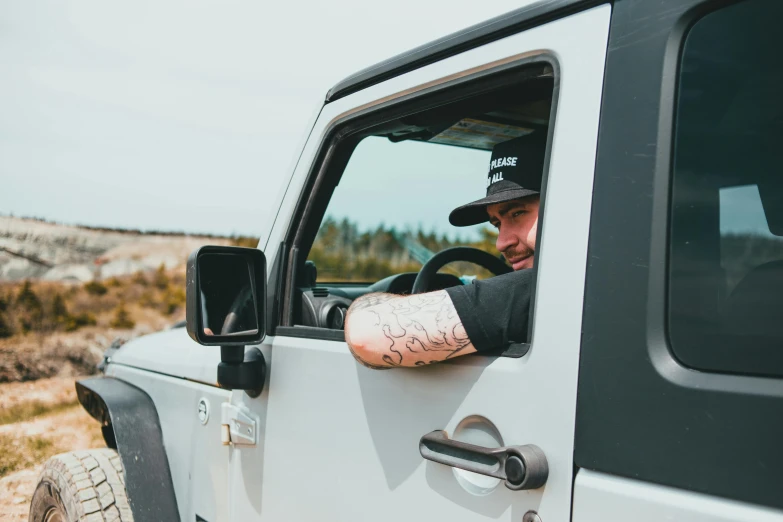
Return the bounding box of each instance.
[290,64,556,332]
[669,0,783,376]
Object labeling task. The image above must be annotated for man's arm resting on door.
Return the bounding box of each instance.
[344,270,534,369]
[344,290,477,369]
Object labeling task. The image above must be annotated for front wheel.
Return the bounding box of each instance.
[29,449,134,522]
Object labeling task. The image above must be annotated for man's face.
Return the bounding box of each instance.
[487,195,540,271]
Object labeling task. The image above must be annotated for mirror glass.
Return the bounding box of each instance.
[199,253,258,337]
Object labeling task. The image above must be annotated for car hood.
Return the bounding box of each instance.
[109,327,221,385]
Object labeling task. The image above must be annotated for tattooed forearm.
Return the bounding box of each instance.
[344,290,476,369]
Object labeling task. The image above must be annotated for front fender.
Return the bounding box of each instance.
[76,377,180,522]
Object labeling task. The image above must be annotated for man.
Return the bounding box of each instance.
[345,134,545,368]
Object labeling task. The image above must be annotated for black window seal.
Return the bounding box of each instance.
[325,0,604,103]
[277,53,561,349]
[276,325,346,342]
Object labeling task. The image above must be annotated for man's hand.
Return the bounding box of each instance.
[344,290,477,369]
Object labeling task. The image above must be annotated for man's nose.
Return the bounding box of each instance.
[495,224,517,252]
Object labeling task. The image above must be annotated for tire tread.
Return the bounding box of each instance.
[30,448,134,522]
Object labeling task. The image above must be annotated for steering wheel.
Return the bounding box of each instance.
[411,247,512,294]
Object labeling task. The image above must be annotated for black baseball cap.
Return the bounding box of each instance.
[449,134,546,227]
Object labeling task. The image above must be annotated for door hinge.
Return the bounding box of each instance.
[221,403,257,446]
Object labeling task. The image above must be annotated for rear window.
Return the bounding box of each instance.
[668,0,783,376]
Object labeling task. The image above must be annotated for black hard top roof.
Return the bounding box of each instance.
[325,0,605,103]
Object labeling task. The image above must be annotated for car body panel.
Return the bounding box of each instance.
[110,327,221,386]
[106,364,231,522]
[573,470,783,522]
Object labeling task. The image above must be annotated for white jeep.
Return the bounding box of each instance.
[30,0,783,520]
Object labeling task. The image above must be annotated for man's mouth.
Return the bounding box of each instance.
[504,251,534,270]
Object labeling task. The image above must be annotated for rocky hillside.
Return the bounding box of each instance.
[0,216,235,282]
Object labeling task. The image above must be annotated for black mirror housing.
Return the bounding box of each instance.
[186,245,266,346]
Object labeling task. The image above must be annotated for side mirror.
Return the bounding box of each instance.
[186,246,266,346]
[185,246,267,395]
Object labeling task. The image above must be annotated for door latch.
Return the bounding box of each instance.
[221,403,257,446]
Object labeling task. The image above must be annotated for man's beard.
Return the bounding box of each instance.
[502,245,534,264]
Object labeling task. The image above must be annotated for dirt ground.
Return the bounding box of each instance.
[0,377,104,521]
[0,377,78,412]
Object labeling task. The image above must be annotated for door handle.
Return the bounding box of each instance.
[419,430,548,491]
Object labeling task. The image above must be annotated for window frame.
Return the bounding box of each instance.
[575,0,783,510]
[274,54,562,351]
[666,1,783,377]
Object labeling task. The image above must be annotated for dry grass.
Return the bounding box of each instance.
[0,377,91,476]
[0,399,79,426]
[0,376,105,479]
[0,376,78,409]
[0,433,57,477]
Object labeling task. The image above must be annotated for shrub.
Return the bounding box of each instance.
[16,280,41,309]
[153,263,169,290]
[164,299,178,315]
[107,277,123,288]
[132,271,148,286]
[15,281,43,333]
[138,290,157,309]
[0,291,10,338]
[65,312,97,332]
[164,286,186,315]
[231,236,258,248]
[0,311,12,338]
[50,293,69,327]
[84,280,108,296]
[110,303,135,329]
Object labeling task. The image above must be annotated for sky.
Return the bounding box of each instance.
[0,0,529,238]
[719,185,778,237]
[327,137,491,240]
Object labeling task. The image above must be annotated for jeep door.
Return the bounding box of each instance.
[229,5,610,521]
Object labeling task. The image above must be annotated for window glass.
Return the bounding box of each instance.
[669,0,783,376]
[719,185,783,294]
[308,137,498,282]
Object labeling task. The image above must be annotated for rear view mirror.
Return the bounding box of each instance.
[186,246,266,346]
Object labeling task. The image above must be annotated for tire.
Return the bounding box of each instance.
[29,449,134,522]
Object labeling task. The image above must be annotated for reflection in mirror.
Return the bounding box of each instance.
[199,254,258,337]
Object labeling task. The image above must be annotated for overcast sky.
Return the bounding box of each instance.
[0,0,530,237]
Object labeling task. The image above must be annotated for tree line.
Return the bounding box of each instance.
[308,216,499,281]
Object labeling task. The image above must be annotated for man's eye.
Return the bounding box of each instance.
[512,210,526,218]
